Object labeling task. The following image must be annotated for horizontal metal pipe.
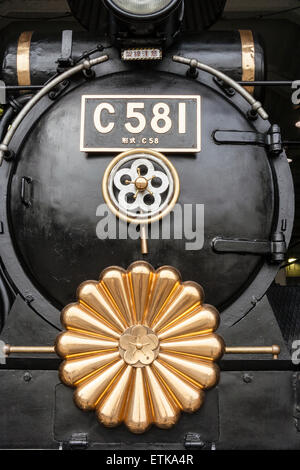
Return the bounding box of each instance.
[5,85,43,90]
[4,345,56,354]
[225,345,280,359]
[238,81,294,86]
[2,344,281,359]
[2,81,295,94]
[283,141,300,147]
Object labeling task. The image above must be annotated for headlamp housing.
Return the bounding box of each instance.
[103,0,184,48]
[105,0,180,20]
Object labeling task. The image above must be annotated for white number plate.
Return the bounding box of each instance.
[80,95,201,153]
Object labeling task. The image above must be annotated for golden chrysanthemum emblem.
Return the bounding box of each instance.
[55,261,225,434]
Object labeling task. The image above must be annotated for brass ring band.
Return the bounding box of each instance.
[17,31,33,87]
[102,148,180,225]
[239,29,255,95]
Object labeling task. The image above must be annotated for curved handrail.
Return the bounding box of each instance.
[172,55,269,120]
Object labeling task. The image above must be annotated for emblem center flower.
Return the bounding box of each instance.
[119,325,159,367]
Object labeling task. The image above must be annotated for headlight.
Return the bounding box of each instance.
[103,0,184,48]
[111,0,173,15]
[105,0,180,19]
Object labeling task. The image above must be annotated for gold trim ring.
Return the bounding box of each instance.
[17,31,33,87]
[102,148,180,225]
[239,29,255,95]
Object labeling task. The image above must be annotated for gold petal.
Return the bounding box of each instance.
[158,352,220,390]
[128,261,154,324]
[131,325,148,337]
[59,351,120,386]
[96,366,133,427]
[137,348,155,365]
[61,303,120,340]
[160,334,225,361]
[124,368,151,434]
[74,359,124,410]
[119,334,136,350]
[144,365,180,429]
[77,281,127,332]
[124,349,140,365]
[146,334,159,350]
[152,281,204,333]
[158,304,220,340]
[55,331,118,358]
[152,360,205,413]
[100,267,134,326]
[146,266,181,327]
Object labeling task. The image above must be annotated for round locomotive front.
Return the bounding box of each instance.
[0,0,297,450]
[0,46,293,330]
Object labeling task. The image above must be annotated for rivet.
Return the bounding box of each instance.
[23,372,32,382]
[243,373,253,383]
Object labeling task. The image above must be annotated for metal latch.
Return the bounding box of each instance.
[20,176,33,207]
[57,30,74,71]
[62,433,89,450]
[212,231,287,263]
[184,433,205,449]
[213,124,283,156]
[0,80,6,105]
[265,125,283,155]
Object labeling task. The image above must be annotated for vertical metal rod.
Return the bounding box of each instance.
[140,224,148,255]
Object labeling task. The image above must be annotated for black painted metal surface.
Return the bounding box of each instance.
[0,290,298,448]
[0,22,297,450]
[7,70,274,312]
[183,0,227,32]
[0,42,292,332]
[268,285,300,351]
[0,28,265,92]
[67,0,109,34]
[0,368,299,450]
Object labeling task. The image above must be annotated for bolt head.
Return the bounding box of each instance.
[135,177,148,191]
[23,372,32,382]
[243,373,253,383]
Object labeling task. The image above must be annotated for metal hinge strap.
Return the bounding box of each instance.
[213,124,283,156]
[212,231,286,263]
[184,433,205,449]
[62,432,89,450]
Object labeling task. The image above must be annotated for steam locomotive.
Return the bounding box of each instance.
[0,0,298,450]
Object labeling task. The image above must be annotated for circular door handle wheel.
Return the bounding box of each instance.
[102,148,180,225]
